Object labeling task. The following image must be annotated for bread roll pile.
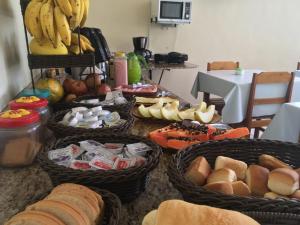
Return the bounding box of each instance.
[185,154,300,200]
[142,200,260,225]
[5,183,104,225]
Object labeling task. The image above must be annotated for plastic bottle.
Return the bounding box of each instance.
[114,52,128,87]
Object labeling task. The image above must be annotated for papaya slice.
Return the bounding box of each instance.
[149,132,168,148]
[167,139,201,150]
[211,127,250,141]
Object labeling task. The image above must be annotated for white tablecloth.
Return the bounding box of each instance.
[191,70,300,123]
[261,102,300,143]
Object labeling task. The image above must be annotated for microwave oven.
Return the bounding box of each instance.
[151,0,192,24]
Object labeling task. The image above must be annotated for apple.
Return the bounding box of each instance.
[63,78,88,96]
[85,74,101,90]
[97,83,111,95]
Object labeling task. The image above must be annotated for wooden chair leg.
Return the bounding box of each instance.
[203,92,210,103]
[254,128,260,139]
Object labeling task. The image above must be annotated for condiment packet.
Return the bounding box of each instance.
[72,107,88,113]
[126,142,152,156]
[48,144,82,164]
[70,160,92,170]
[85,99,100,104]
[90,156,115,170]
[134,156,147,166]
[103,143,124,154]
[79,140,104,151]
[113,157,136,170]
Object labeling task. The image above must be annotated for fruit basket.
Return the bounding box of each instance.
[47,108,133,138]
[52,95,135,113]
[168,139,300,213]
[244,211,300,225]
[38,133,161,202]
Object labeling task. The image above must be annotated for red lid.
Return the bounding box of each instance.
[0,109,40,128]
[9,96,48,110]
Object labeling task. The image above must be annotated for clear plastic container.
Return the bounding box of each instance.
[114,52,128,87]
[0,109,41,167]
[9,96,50,125]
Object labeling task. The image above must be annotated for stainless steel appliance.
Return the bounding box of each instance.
[151,0,192,25]
[133,37,152,62]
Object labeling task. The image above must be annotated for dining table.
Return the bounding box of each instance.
[191,70,300,124]
[261,102,300,143]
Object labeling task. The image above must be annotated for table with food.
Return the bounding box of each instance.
[2,0,300,225]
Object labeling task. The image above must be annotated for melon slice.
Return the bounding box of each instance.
[138,104,152,118]
[148,101,164,119]
[178,108,196,120]
[196,102,207,112]
[195,105,215,123]
[161,102,180,121]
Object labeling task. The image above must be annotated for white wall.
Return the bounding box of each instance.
[88,0,300,104]
[0,0,30,109]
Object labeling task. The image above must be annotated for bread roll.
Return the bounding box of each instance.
[142,210,157,225]
[259,154,291,170]
[264,192,287,200]
[295,168,300,182]
[245,165,269,196]
[289,190,300,200]
[207,168,237,184]
[204,182,234,195]
[185,156,211,186]
[5,211,65,225]
[268,168,299,195]
[215,156,248,180]
[26,200,89,225]
[232,181,251,196]
[145,200,260,225]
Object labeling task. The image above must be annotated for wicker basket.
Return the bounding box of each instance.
[38,133,161,202]
[168,139,300,214]
[244,211,300,225]
[47,109,133,138]
[51,95,135,113]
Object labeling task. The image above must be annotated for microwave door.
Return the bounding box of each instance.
[160,1,183,21]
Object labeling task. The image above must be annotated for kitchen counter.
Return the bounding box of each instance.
[0,116,182,225]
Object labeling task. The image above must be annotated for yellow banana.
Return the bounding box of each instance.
[55,0,72,17]
[78,0,85,26]
[69,0,81,29]
[40,0,57,47]
[54,6,71,46]
[24,1,43,39]
[83,41,94,52]
[79,34,91,45]
[30,38,68,55]
[69,45,82,55]
[80,0,89,27]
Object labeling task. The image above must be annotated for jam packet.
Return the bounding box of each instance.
[89,156,115,170]
[79,140,104,151]
[48,144,82,166]
[103,143,124,154]
[126,142,152,156]
[70,160,92,170]
[113,157,136,170]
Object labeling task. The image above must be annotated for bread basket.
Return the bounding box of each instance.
[244,211,300,225]
[47,109,133,138]
[168,139,300,213]
[38,133,161,202]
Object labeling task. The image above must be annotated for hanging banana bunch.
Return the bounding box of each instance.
[24,0,92,55]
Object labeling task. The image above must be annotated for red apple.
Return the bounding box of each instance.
[97,83,111,95]
[63,78,88,96]
[85,74,101,90]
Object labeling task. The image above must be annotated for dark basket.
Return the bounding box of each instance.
[51,95,135,113]
[38,133,161,202]
[47,109,134,138]
[244,211,300,225]
[12,186,121,225]
[168,139,300,214]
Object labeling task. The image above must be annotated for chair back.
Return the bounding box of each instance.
[297,62,300,70]
[207,61,239,71]
[245,72,295,129]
